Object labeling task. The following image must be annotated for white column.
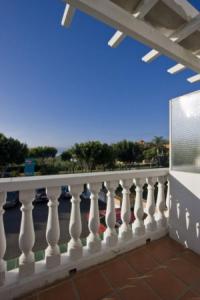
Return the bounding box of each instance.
[156,176,167,228]
[104,181,118,247]
[19,190,35,278]
[119,179,132,241]
[45,187,60,269]
[87,182,102,253]
[132,178,145,236]
[68,185,83,260]
[145,178,157,231]
[0,192,6,286]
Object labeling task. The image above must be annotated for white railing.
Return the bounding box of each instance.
[0,168,169,299]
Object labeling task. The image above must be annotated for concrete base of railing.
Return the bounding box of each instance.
[0,225,168,300]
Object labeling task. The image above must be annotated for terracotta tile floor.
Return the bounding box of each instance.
[20,236,200,300]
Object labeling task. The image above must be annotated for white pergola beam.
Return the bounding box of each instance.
[162,0,198,20]
[172,14,200,43]
[142,13,200,63]
[66,0,200,73]
[133,0,159,19]
[61,4,76,27]
[167,64,186,74]
[187,74,200,83]
[108,0,159,48]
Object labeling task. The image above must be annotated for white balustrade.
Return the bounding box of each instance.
[87,183,102,253]
[19,190,35,278]
[45,187,61,269]
[104,181,118,247]
[0,192,6,286]
[156,176,167,228]
[132,178,145,236]
[119,179,132,241]
[0,168,169,298]
[145,178,157,231]
[68,185,83,260]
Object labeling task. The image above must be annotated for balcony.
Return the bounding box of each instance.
[0,168,170,299]
[1,0,200,298]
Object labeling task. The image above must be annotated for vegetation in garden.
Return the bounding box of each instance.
[0,133,169,177]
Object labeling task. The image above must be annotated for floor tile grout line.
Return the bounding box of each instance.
[146,243,190,269]
[145,244,185,265]
[162,256,200,289]
[123,245,161,274]
[179,250,200,271]
[99,267,123,300]
[125,255,164,300]
[131,258,200,300]
[70,278,81,300]
[120,241,171,300]
[99,291,120,300]
[142,270,191,300]
[176,287,199,300]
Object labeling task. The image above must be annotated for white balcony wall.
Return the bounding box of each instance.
[169,171,200,254]
[169,90,200,254]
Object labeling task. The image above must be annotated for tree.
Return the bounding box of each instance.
[6,137,28,164]
[148,136,169,167]
[61,149,72,161]
[29,146,57,159]
[72,141,101,170]
[70,141,115,171]
[143,147,157,161]
[152,136,168,149]
[96,143,115,169]
[0,133,28,172]
[0,134,8,167]
[112,140,143,164]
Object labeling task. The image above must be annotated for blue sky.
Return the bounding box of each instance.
[1,0,200,149]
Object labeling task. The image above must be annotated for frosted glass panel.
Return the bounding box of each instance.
[171,90,200,173]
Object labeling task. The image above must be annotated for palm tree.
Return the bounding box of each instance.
[152,136,168,166]
[152,136,167,147]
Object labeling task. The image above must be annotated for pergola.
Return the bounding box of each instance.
[61,0,200,83]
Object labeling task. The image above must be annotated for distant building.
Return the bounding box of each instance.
[137,140,145,145]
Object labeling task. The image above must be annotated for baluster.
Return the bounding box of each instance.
[132,178,145,236]
[19,190,35,278]
[119,179,132,241]
[166,176,170,211]
[145,178,157,231]
[156,176,167,228]
[45,187,60,269]
[68,185,83,260]
[104,181,118,247]
[87,183,102,253]
[0,192,6,286]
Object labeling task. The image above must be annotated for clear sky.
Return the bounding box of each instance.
[1,0,200,149]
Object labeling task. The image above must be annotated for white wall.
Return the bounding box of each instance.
[169,171,200,254]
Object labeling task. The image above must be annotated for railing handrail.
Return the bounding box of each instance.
[0,168,169,192]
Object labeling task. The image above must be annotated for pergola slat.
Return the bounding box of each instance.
[108,0,159,48]
[167,50,200,76]
[66,0,200,74]
[167,64,186,75]
[61,3,76,27]
[187,74,200,83]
